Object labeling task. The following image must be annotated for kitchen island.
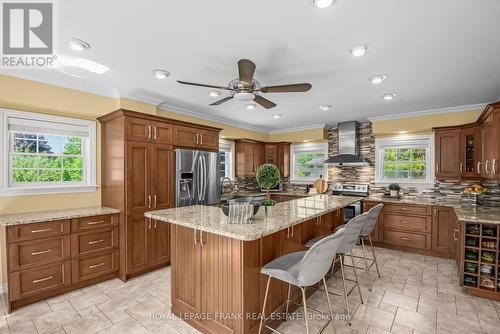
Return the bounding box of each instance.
[145,195,361,334]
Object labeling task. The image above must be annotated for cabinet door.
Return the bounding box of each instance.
[279,143,290,178]
[171,225,201,315]
[153,121,173,144]
[254,143,265,171]
[265,144,278,164]
[152,144,173,211]
[126,117,152,142]
[431,207,455,256]
[435,130,461,180]
[198,129,219,150]
[152,220,170,265]
[493,110,500,179]
[244,144,256,176]
[460,127,481,178]
[174,125,197,148]
[126,141,151,213]
[126,213,151,274]
[481,115,494,179]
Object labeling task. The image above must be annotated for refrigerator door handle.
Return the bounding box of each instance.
[198,156,204,202]
[202,156,207,202]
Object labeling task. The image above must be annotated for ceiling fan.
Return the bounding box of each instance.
[177,59,312,109]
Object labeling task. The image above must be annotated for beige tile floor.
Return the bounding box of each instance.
[1,246,499,334]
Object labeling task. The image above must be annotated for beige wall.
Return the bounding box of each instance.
[372,109,483,136]
[268,127,328,143]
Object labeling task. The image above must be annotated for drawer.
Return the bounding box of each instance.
[8,220,70,243]
[71,250,119,283]
[384,203,431,216]
[71,214,116,232]
[71,228,118,257]
[383,213,431,233]
[383,230,429,250]
[9,236,71,272]
[9,260,71,301]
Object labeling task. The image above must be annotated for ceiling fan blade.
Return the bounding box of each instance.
[260,83,312,93]
[209,96,233,106]
[238,59,256,84]
[177,80,230,90]
[254,95,277,109]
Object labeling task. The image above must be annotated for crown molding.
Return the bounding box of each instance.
[158,103,269,134]
[123,94,164,106]
[368,103,489,122]
[269,123,326,135]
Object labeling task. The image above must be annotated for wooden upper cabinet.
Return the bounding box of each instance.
[460,126,481,179]
[126,117,152,142]
[493,107,500,179]
[174,126,219,150]
[152,144,173,210]
[480,114,494,179]
[435,129,461,180]
[153,121,173,144]
[235,141,265,177]
[265,144,278,164]
[264,143,290,177]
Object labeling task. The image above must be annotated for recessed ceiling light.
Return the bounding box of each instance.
[272,114,283,119]
[369,75,386,84]
[246,103,256,110]
[313,0,336,8]
[319,105,332,111]
[67,38,90,52]
[208,90,221,97]
[351,45,368,57]
[153,69,170,80]
[383,93,396,101]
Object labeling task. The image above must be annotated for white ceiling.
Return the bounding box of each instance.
[2,0,500,132]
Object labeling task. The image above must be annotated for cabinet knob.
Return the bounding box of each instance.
[477,162,482,174]
[459,163,463,174]
[493,159,497,175]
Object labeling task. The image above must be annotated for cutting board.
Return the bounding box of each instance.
[313,176,328,194]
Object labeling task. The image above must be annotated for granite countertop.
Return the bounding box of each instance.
[0,206,120,226]
[364,194,500,225]
[146,194,362,241]
[220,191,311,202]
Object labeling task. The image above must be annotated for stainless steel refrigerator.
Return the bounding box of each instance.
[175,149,221,207]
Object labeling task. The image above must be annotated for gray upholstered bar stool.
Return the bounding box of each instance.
[304,213,367,326]
[259,229,345,334]
[358,203,384,291]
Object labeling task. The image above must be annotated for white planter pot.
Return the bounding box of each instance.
[390,190,399,197]
[265,206,275,218]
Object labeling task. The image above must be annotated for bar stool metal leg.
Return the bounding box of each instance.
[259,276,271,334]
[368,235,381,278]
[300,287,310,334]
[360,237,373,291]
[349,252,364,304]
[285,283,291,319]
[322,277,337,334]
[339,254,352,326]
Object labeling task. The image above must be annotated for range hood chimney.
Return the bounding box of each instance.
[324,121,368,166]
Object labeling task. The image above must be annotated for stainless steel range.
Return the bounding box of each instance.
[331,183,369,223]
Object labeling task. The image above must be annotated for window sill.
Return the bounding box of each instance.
[289,180,316,185]
[374,182,434,189]
[0,185,98,197]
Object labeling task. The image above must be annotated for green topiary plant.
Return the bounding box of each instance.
[256,164,281,206]
[388,183,401,191]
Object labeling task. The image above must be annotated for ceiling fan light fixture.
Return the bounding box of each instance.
[313,0,335,8]
[153,69,170,80]
[246,103,256,110]
[319,105,332,111]
[233,92,255,101]
[208,90,221,97]
[351,45,368,57]
[370,75,386,84]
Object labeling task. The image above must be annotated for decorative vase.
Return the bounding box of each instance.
[390,190,398,197]
[265,205,274,218]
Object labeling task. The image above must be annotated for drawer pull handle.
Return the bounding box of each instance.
[33,276,53,283]
[401,207,408,211]
[31,249,52,256]
[89,262,105,269]
[87,221,105,225]
[31,228,52,233]
[400,237,411,241]
[400,220,410,224]
[88,239,105,245]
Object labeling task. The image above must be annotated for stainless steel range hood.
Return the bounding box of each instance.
[324,121,368,166]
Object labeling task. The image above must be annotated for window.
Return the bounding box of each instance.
[375,134,434,185]
[0,109,97,196]
[219,139,234,180]
[291,142,328,183]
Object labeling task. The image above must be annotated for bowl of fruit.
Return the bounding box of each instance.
[462,184,489,205]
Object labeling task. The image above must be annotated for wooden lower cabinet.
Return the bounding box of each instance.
[2,213,120,312]
[171,212,340,334]
[363,200,458,258]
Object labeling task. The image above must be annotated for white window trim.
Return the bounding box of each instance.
[290,142,328,184]
[219,138,235,181]
[375,134,435,187]
[0,108,97,197]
